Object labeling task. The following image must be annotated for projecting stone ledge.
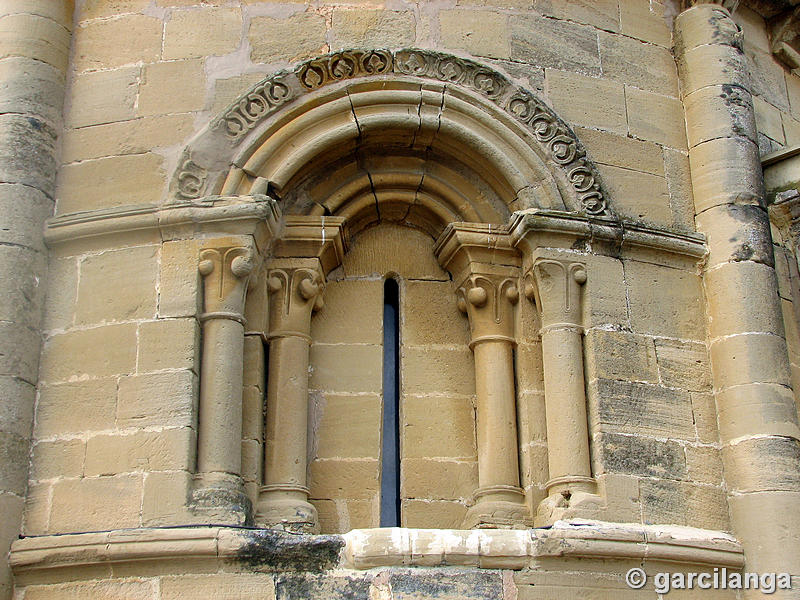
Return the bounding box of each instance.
[10,520,743,578]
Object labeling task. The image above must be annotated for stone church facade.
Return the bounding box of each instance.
[2,0,800,597]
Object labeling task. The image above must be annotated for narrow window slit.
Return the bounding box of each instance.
[380,278,401,527]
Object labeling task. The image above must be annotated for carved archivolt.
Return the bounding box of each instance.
[171,49,611,219]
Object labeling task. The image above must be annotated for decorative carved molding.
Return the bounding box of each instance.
[298,49,392,90]
[266,264,325,342]
[172,49,609,216]
[529,258,587,333]
[199,244,255,322]
[456,273,519,347]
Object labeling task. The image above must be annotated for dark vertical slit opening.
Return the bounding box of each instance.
[380,278,401,527]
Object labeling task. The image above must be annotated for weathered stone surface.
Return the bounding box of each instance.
[61,114,196,163]
[117,370,196,427]
[584,329,658,384]
[342,225,447,281]
[0,183,52,253]
[158,239,200,319]
[440,10,510,59]
[0,56,64,126]
[576,127,664,176]
[66,66,139,129]
[0,245,46,328]
[40,324,137,381]
[30,439,84,481]
[724,437,800,493]
[0,376,34,439]
[686,445,723,485]
[0,13,70,72]
[331,10,415,49]
[402,499,468,529]
[511,14,599,75]
[0,114,56,196]
[0,431,29,495]
[401,346,475,396]
[73,14,161,71]
[401,458,477,499]
[141,469,191,526]
[309,344,382,394]
[84,428,194,476]
[49,474,143,533]
[137,318,198,373]
[309,458,379,500]
[161,573,276,600]
[0,320,40,383]
[640,479,729,531]
[314,394,381,459]
[311,280,382,344]
[597,164,671,226]
[663,147,695,231]
[533,0,619,32]
[624,260,705,340]
[275,574,367,600]
[654,338,711,392]
[249,13,326,64]
[403,396,476,459]
[546,70,627,135]
[75,246,158,325]
[164,8,242,60]
[22,580,156,600]
[597,432,687,479]
[56,153,166,213]
[626,87,687,149]
[403,280,471,346]
[138,59,206,116]
[35,378,117,437]
[619,0,670,47]
[599,31,679,96]
[592,378,695,440]
[697,205,774,271]
[389,569,503,600]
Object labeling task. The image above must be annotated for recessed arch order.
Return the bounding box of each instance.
[171,48,614,238]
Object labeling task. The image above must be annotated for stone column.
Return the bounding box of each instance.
[676,2,800,586]
[255,217,346,532]
[0,3,72,598]
[525,252,601,525]
[193,238,256,523]
[435,224,531,529]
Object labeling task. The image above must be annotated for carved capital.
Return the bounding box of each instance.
[267,259,325,342]
[527,257,587,333]
[457,271,520,346]
[199,240,256,322]
[435,223,521,346]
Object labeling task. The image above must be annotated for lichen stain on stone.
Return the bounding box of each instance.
[275,574,372,600]
[234,529,345,572]
[388,569,504,599]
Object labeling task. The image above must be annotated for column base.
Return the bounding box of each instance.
[534,490,603,527]
[462,485,533,529]
[255,485,319,533]
[191,472,252,526]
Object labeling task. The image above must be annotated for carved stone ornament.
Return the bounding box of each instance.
[172,49,608,216]
[529,258,587,332]
[198,244,255,321]
[266,264,325,342]
[457,274,520,347]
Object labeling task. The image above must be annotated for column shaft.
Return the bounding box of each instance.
[264,335,311,488]
[197,318,245,477]
[473,340,520,491]
[676,3,800,584]
[540,327,592,492]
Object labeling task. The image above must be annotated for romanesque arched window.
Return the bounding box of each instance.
[179,49,612,533]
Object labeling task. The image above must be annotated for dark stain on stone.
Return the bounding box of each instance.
[731,242,755,261]
[388,569,503,599]
[234,529,344,572]
[571,238,588,252]
[26,117,42,130]
[719,84,750,109]
[275,574,371,600]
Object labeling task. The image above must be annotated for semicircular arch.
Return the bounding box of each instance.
[170,49,614,237]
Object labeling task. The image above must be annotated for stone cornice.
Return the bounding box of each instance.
[10,522,744,577]
[508,209,707,265]
[44,195,281,252]
[272,215,348,275]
